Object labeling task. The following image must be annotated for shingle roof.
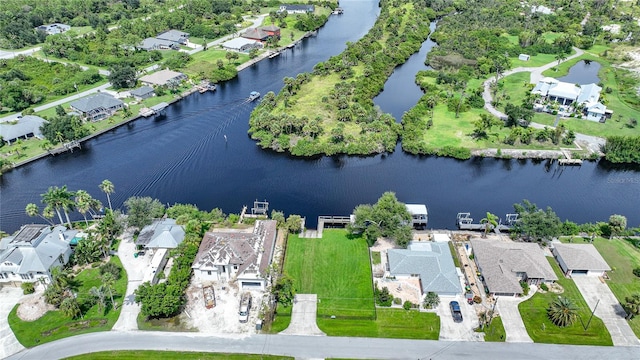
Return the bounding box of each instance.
[139,37,175,50]
[157,30,189,43]
[130,86,155,97]
[222,37,260,50]
[388,242,461,295]
[242,28,269,40]
[69,93,123,113]
[140,219,185,249]
[260,25,280,32]
[0,115,48,142]
[552,243,611,272]
[471,239,557,294]
[139,69,186,86]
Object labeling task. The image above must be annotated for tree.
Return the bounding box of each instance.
[99,179,114,211]
[273,274,296,307]
[41,185,76,227]
[102,272,117,310]
[608,214,627,238]
[60,296,81,319]
[270,210,285,228]
[512,200,562,242]
[285,214,303,233]
[108,64,137,89]
[423,291,440,309]
[624,294,640,319]
[124,196,165,229]
[348,192,412,247]
[374,285,392,306]
[90,286,107,313]
[75,190,96,226]
[480,212,498,238]
[25,203,54,225]
[547,296,578,327]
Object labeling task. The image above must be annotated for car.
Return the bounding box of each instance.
[449,301,463,323]
[238,292,252,323]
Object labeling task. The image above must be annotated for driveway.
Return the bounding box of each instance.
[573,276,640,346]
[496,297,533,343]
[0,286,25,358]
[280,294,325,336]
[437,295,482,341]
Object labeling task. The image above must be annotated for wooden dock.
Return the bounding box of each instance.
[50,140,81,155]
[456,212,518,233]
[559,149,583,166]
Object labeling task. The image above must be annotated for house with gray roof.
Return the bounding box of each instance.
[156,30,189,45]
[130,86,155,100]
[279,4,315,14]
[0,224,76,284]
[192,220,277,290]
[135,218,185,250]
[471,239,557,297]
[139,69,187,87]
[139,37,179,51]
[0,115,48,144]
[69,93,124,121]
[552,243,611,277]
[222,37,263,52]
[36,23,71,35]
[387,241,462,296]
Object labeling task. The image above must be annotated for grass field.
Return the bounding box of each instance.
[183,50,250,79]
[8,257,127,347]
[562,236,640,337]
[64,351,292,360]
[518,258,612,346]
[482,316,506,342]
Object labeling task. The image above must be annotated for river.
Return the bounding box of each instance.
[1,0,639,234]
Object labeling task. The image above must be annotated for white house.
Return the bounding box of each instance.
[192,220,277,290]
[405,204,428,228]
[552,243,611,277]
[222,38,263,53]
[278,4,315,14]
[0,224,76,284]
[531,78,610,122]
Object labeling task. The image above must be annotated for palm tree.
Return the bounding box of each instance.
[41,186,76,227]
[102,272,117,310]
[75,190,93,227]
[480,212,498,238]
[25,203,54,225]
[60,296,81,319]
[99,180,114,211]
[547,296,578,327]
[90,286,107,313]
[624,294,640,320]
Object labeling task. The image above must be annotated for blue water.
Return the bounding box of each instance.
[558,60,601,85]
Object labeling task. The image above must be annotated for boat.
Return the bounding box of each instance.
[268,51,280,59]
[248,91,260,102]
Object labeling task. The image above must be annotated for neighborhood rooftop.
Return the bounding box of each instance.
[552,243,611,272]
[0,115,47,143]
[136,218,185,249]
[139,69,186,86]
[69,93,123,113]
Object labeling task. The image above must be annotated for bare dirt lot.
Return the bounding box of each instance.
[16,284,54,321]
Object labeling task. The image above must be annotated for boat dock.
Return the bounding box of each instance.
[49,140,81,155]
[268,51,280,59]
[456,212,519,233]
[559,149,583,165]
[332,7,344,14]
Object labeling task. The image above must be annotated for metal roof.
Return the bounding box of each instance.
[405,204,428,215]
[222,37,260,50]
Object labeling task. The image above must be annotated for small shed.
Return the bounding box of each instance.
[518,54,530,61]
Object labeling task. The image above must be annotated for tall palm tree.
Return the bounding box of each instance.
[480,212,499,238]
[90,286,107,313]
[547,296,578,327]
[99,180,114,211]
[75,190,93,227]
[25,203,54,225]
[60,296,81,319]
[102,272,117,310]
[41,186,76,227]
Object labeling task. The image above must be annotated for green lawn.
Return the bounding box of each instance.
[371,251,381,265]
[482,316,506,342]
[518,257,612,346]
[182,50,249,78]
[8,257,127,347]
[563,237,640,337]
[448,242,460,268]
[64,351,292,360]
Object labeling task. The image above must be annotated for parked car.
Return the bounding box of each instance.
[238,292,252,323]
[449,301,463,323]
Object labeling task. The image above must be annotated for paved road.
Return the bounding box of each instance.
[280,294,325,336]
[0,287,24,359]
[6,330,640,360]
[573,276,640,347]
[496,297,533,343]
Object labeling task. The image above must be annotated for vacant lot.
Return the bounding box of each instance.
[518,257,612,346]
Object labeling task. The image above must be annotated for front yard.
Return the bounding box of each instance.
[518,257,612,346]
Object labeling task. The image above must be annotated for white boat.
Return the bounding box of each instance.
[248,91,260,102]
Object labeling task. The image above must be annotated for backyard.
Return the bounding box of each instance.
[8,257,128,347]
[271,230,439,339]
[518,257,612,346]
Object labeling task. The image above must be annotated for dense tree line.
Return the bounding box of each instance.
[249,0,435,156]
[603,135,640,164]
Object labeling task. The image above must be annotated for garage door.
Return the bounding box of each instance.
[571,270,589,276]
[241,281,262,288]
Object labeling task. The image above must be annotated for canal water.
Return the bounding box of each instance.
[1,0,639,233]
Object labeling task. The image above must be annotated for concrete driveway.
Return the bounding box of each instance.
[0,286,25,358]
[280,294,325,336]
[496,297,533,343]
[437,296,482,341]
[573,276,640,346]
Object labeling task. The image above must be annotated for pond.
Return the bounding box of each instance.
[558,60,601,85]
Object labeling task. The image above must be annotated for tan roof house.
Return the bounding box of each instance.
[139,69,187,87]
[551,243,611,277]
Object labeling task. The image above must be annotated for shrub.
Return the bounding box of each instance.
[423,291,440,309]
[21,282,35,295]
[540,283,549,291]
[100,262,121,280]
[393,297,402,305]
[633,268,640,278]
[374,286,393,307]
[520,281,530,296]
[403,300,413,310]
[473,295,482,304]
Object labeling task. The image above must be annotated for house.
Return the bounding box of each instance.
[551,243,611,277]
[471,239,557,297]
[518,54,530,61]
[531,78,610,122]
[241,28,271,42]
[0,115,48,144]
[405,204,428,228]
[222,38,263,52]
[387,241,462,296]
[36,23,71,35]
[156,30,189,45]
[138,38,179,51]
[260,25,281,39]
[69,93,125,121]
[130,86,155,100]
[279,4,315,14]
[135,219,185,250]
[139,69,187,87]
[191,220,277,290]
[0,224,76,284]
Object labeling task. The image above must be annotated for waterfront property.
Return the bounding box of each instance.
[36,23,70,35]
[156,30,190,46]
[279,4,315,14]
[0,224,76,284]
[387,240,462,296]
[531,78,611,122]
[551,243,611,277]
[471,239,557,297]
[69,93,125,121]
[405,204,428,228]
[0,115,48,144]
[135,218,185,250]
[241,28,271,43]
[139,69,187,87]
[130,86,155,100]
[222,38,263,52]
[191,220,277,290]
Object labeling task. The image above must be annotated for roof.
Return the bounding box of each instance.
[136,219,185,249]
[192,220,277,277]
[222,37,260,50]
[547,82,581,100]
[552,243,611,272]
[0,225,75,274]
[471,239,557,294]
[139,37,176,50]
[139,69,186,86]
[0,115,48,142]
[157,30,189,43]
[587,102,607,114]
[576,83,602,106]
[130,86,155,97]
[388,242,461,295]
[242,28,270,40]
[260,25,281,32]
[281,4,315,11]
[69,93,124,113]
[405,204,428,215]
